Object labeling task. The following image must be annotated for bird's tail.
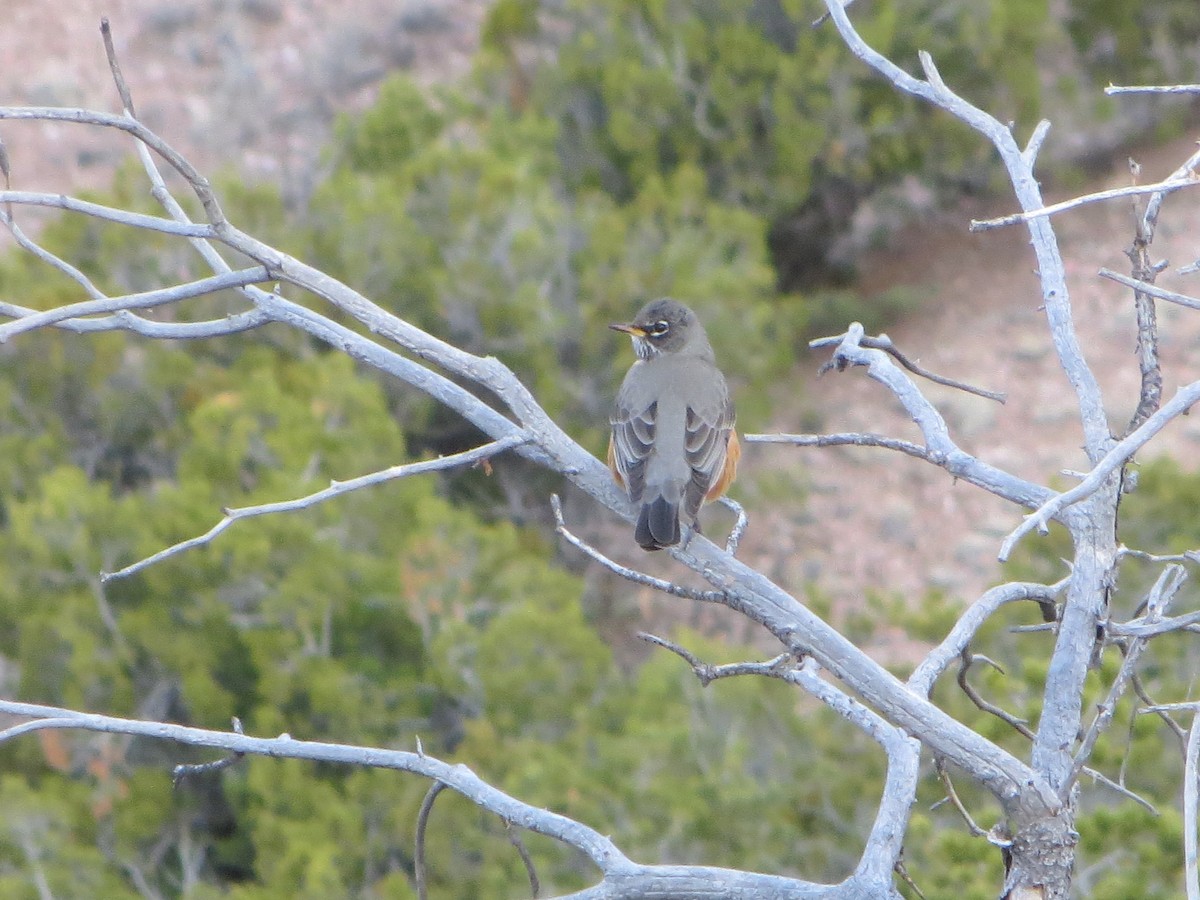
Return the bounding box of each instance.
[635,496,680,551]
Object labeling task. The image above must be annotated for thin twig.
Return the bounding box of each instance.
[551,496,728,603]
[1106,84,1200,95]
[173,718,246,787]
[810,0,856,28]
[933,756,987,837]
[1009,623,1058,634]
[0,299,270,339]
[970,175,1200,231]
[1022,119,1052,168]
[100,19,137,118]
[958,649,1035,741]
[505,821,541,898]
[0,207,105,298]
[0,190,217,237]
[718,496,748,555]
[1108,609,1200,638]
[1144,703,1200,714]
[415,781,447,900]
[999,378,1200,560]
[0,267,269,342]
[744,431,932,462]
[0,717,83,744]
[1099,268,1200,311]
[640,629,921,886]
[893,854,927,900]
[103,435,528,582]
[1079,766,1158,815]
[1143,146,1200,230]
[1118,681,1139,791]
[810,332,1006,402]
[1133,674,1188,748]
[638,632,792,686]
[0,106,226,224]
[0,171,253,343]
[1119,546,1200,566]
[1067,567,1186,793]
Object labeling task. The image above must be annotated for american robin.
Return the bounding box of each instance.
[608,298,740,551]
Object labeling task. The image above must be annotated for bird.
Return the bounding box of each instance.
[608,298,739,551]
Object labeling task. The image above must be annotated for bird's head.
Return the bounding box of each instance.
[609,298,710,360]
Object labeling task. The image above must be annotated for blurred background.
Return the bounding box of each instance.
[1,1,1200,896]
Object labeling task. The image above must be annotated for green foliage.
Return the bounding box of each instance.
[525,0,1058,216]
[1066,0,1200,84]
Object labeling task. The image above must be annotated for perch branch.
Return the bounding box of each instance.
[77,32,1034,850]
[552,497,728,603]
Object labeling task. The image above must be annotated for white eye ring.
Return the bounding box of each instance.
[648,320,670,336]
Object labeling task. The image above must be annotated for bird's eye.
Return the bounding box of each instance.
[648,320,670,336]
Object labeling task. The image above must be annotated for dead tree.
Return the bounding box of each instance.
[2,6,1200,898]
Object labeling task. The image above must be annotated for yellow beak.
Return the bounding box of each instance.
[609,322,646,337]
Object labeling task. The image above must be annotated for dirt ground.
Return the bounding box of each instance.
[0,0,488,200]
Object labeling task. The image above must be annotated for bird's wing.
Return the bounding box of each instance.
[610,399,657,503]
[682,390,735,521]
